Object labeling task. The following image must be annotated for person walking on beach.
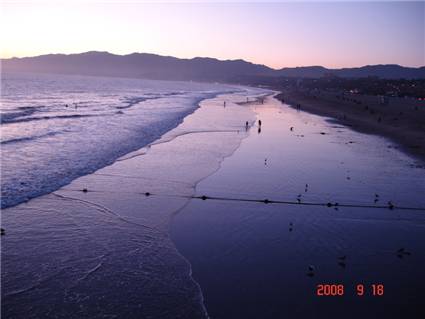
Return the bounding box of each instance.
[258,119,262,127]
[245,121,249,131]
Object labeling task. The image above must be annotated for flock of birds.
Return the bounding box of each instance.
[304,249,412,277]
[2,97,417,282]
[254,115,413,277]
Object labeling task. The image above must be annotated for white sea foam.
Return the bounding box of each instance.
[0,72,259,208]
[2,90,269,318]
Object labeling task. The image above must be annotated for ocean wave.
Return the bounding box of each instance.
[1,131,62,145]
[1,108,39,124]
[1,113,102,124]
[117,92,183,109]
[0,72,247,209]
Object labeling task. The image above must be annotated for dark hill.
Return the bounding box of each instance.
[2,51,424,81]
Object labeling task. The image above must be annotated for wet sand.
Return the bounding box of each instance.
[171,95,425,318]
[275,90,425,163]
[2,92,425,319]
[1,91,262,319]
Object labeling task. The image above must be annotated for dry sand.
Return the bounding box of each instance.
[276,90,425,163]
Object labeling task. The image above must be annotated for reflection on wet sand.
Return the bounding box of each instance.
[171,96,425,319]
[1,91,263,319]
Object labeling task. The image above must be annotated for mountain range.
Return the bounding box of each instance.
[2,51,424,81]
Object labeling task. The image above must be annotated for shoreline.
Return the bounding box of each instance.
[171,95,425,319]
[1,90,263,318]
[3,91,423,318]
[1,88,245,210]
[275,89,425,164]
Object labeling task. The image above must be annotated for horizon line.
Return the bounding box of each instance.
[1,50,424,71]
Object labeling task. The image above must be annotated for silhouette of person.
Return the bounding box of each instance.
[258,120,262,127]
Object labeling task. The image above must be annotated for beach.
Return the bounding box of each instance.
[0,72,247,209]
[1,90,261,318]
[2,1,424,317]
[275,89,425,163]
[2,92,425,318]
[171,95,425,318]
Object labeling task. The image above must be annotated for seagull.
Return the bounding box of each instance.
[307,265,315,277]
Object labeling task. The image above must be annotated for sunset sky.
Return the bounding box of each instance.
[1,1,424,69]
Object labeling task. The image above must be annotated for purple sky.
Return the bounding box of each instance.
[1,1,424,68]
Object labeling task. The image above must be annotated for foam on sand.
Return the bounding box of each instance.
[1,91,267,318]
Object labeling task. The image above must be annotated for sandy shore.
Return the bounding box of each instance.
[172,95,425,319]
[1,91,261,319]
[275,90,425,163]
[2,92,425,319]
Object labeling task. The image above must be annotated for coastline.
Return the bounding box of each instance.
[1,91,264,318]
[3,91,424,318]
[275,89,425,164]
[1,71,252,210]
[171,95,425,319]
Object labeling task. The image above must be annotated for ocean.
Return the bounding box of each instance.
[1,72,245,208]
[2,74,424,318]
[1,80,266,318]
